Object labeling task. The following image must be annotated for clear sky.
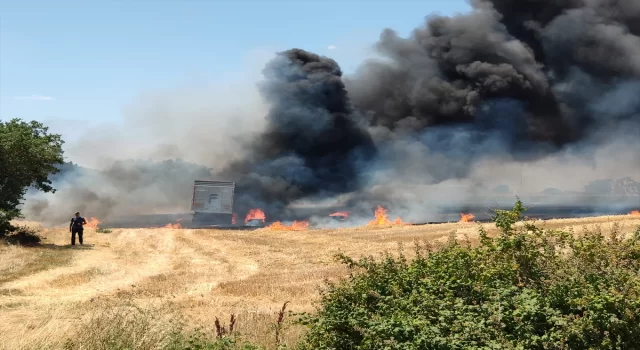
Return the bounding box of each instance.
[1,0,471,135]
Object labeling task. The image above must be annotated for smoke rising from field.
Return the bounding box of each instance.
[215,49,377,219]
[21,55,272,226]
[21,1,640,226]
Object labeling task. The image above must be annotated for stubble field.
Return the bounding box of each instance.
[2,214,640,349]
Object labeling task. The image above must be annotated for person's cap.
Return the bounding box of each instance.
[75,211,80,215]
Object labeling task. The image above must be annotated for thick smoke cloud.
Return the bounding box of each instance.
[217,49,376,219]
[336,0,640,208]
[20,1,640,225]
[347,0,640,150]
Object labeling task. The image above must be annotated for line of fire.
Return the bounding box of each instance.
[81,179,640,231]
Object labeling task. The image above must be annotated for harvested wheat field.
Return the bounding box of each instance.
[2,214,640,349]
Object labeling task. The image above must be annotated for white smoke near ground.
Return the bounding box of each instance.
[21,50,275,226]
[352,135,640,223]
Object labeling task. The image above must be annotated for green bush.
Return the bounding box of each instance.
[1,225,42,245]
[297,200,640,349]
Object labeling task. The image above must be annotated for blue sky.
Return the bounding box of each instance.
[1,0,470,136]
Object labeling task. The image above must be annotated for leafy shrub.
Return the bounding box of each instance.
[2,225,42,245]
[297,200,640,349]
[0,118,64,235]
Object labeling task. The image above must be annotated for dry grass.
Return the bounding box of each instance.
[1,214,640,349]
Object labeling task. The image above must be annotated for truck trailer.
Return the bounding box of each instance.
[190,180,236,226]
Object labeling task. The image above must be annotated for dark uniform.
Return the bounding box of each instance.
[70,215,87,245]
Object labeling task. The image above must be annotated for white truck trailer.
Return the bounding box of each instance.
[190,180,236,226]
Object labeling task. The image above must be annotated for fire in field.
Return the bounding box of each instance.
[460,213,475,223]
[5,2,640,348]
[17,0,640,228]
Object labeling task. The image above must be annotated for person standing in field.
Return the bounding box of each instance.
[70,211,87,245]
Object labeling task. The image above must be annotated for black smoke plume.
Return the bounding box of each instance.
[348,0,640,147]
[20,0,640,225]
[224,0,640,217]
[216,49,376,219]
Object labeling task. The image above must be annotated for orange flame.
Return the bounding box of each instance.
[329,211,350,220]
[232,213,238,224]
[84,217,101,229]
[164,218,183,229]
[459,213,475,222]
[393,217,407,225]
[245,209,266,223]
[367,206,407,226]
[630,210,640,216]
[368,206,390,226]
[266,220,309,231]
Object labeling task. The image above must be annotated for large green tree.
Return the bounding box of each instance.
[0,118,64,235]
